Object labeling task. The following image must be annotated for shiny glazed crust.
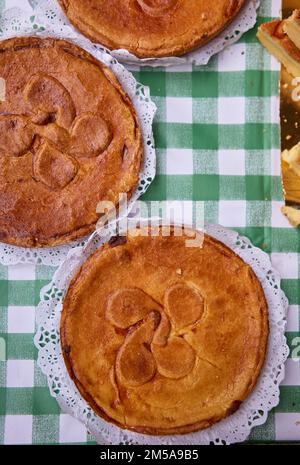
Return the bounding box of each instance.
[61,227,269,436]
[0,37,143,247]
[58,0,246,58]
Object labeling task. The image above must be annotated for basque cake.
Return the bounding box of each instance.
[61,227,269,435]
[0,37,142,247]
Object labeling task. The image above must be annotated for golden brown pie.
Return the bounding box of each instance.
[282,142,300,177]
[61,227,269,435]
[257,19,300,78]
[0,37,142,247]
[58,0,246,58]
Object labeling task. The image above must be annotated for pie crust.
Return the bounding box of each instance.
[61,227,269,435]
[0,37,142,247]
[58,0,246,58]
[284,9,300,50]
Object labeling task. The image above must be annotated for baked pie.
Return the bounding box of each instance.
[58,0,246,58]
[0,37,142,247]
[61,227,269,435]
[257,19,300,78]
[282,142,300,177]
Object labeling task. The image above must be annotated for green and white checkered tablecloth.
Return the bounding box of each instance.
[0,0,299,444]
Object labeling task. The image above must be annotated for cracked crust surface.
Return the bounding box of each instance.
[61,227,269,435]
[58,0,246,58]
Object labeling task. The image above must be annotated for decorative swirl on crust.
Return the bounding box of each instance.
[116,311,160,388]
[164,283,205,332]
[24,74,76,131]
[107,283,205,387]
[136,0,179,17]
[0,74,113,190]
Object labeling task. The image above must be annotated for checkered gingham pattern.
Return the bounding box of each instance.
[0,0,300,445]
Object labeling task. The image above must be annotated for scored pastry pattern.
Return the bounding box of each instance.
[136,0,179,17]
[106,283,205,387]
[0,73,112,190]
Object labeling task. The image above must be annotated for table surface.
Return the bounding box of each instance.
[0,0,300,445]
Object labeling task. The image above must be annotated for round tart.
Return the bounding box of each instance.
[0,37,142,247]
[58,0,246,58]
[61,227,269,435]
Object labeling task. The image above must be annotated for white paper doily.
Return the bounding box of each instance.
[0,7,157,266]
[29,0,260,67]
[34,223,289,445]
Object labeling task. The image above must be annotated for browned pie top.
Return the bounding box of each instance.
[58,0,246,58]
[0,37,142,247]
[61,227,269,435]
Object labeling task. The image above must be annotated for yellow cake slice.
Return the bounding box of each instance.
[257,19,300,78]
[284,10,300,50]
[282,205,300,227]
